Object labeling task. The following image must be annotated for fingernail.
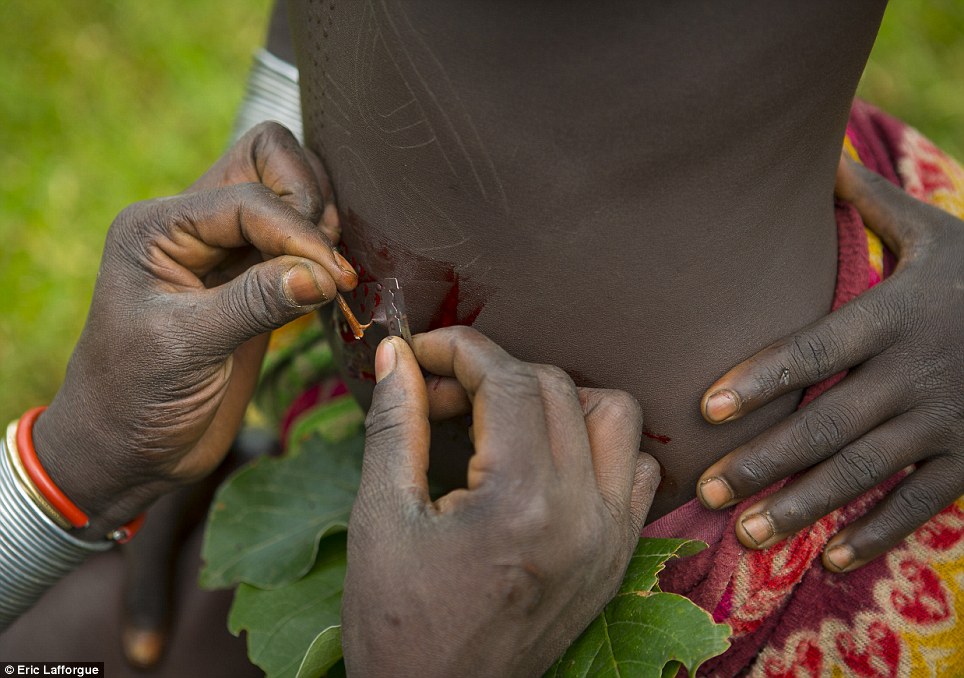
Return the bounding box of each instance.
[705,389,740,423]
[698,477,733,509]
[741,512,774,546]
[123,628,166,669]
[826,544,856,572]
[375,338,397,382]
[283,264,325,306]
[333,249,356,277]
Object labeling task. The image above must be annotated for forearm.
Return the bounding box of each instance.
[232,0,302,144]
[231,48,302,144]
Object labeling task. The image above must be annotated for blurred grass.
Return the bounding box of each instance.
[0,1,961,423]
[857,0,964,160]
[0,0,271,422]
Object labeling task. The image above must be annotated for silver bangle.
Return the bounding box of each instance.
[232,48,303,144]
[0,433,110,631]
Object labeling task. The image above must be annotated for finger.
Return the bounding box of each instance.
[121,491,187,669]
[699,364,899,508]
[189,121,325,225]
[134,183,357,291]
[732,413,929,549]
[194,255,335,355]
[580,388,646,535]
[835,152,928,257]
[822,458,963,572]
[411,327,552,488]
[424,374,472,421]
[357,338,431,509]
[700,283,901,425]
[534,364,594,479]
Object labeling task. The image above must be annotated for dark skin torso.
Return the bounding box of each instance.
[285,0,887,519]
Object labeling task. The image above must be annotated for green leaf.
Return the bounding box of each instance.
[616,538,707,595]
[545,539,731,678]
[228,534,347,678]
[296,626,343,678]
[200,405,364,589]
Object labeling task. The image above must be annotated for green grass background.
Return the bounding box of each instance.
[0,1,961,422]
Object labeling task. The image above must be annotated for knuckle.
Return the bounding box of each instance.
[504,492,554,539]
[109,198,168,246]
[829,439,891,494]
[535,363,570,385]
[440,324,489,357]
[254,119,295,142]
[443,324,475,338]
[873,286,913,342]
[788,331,839,382]
[112,200,148,231]
[768,494,818,532]
[793,406,854,460]
[488,362,543,403]
[750,363,786,400]
[234,180,276,206]
[596,389,644,426]
[445,324,485,346]
[890,484,940,528]
[232,269,289,335]
[907,350,952,397]
[732,454,778,492]
[297,189,324,224]
[535,364,578,398]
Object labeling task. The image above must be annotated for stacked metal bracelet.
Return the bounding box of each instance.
[231,48,303,144]
[0,420,111,631]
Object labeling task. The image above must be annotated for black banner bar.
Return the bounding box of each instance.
[1,664,105,677]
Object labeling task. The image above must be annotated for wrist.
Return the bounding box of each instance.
[31,400,162,540]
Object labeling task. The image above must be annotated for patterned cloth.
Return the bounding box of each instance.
[251,100,964,677]
[643,100,964,677]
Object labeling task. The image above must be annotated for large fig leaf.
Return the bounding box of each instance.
[296,627,343,678]
[200,400,364,589]
[228,534,347,678]
[545,539,731,678]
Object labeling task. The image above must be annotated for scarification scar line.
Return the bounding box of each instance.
[380,1,490,200]
[400,174,468,241]
[376,97,419,120]
[355,9,447,162]
[323,73,358,127]
[394,0,509,214]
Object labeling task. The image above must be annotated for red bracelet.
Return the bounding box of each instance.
[17,406,89,528]
[109,512,146,544]
[17,406,146,541]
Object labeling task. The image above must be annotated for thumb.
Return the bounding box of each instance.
[358,338,432,510]
[202,255,335,355]
[835,152,920,256]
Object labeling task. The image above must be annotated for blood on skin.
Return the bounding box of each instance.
[643,429,672,445]
[428,270,485,330]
